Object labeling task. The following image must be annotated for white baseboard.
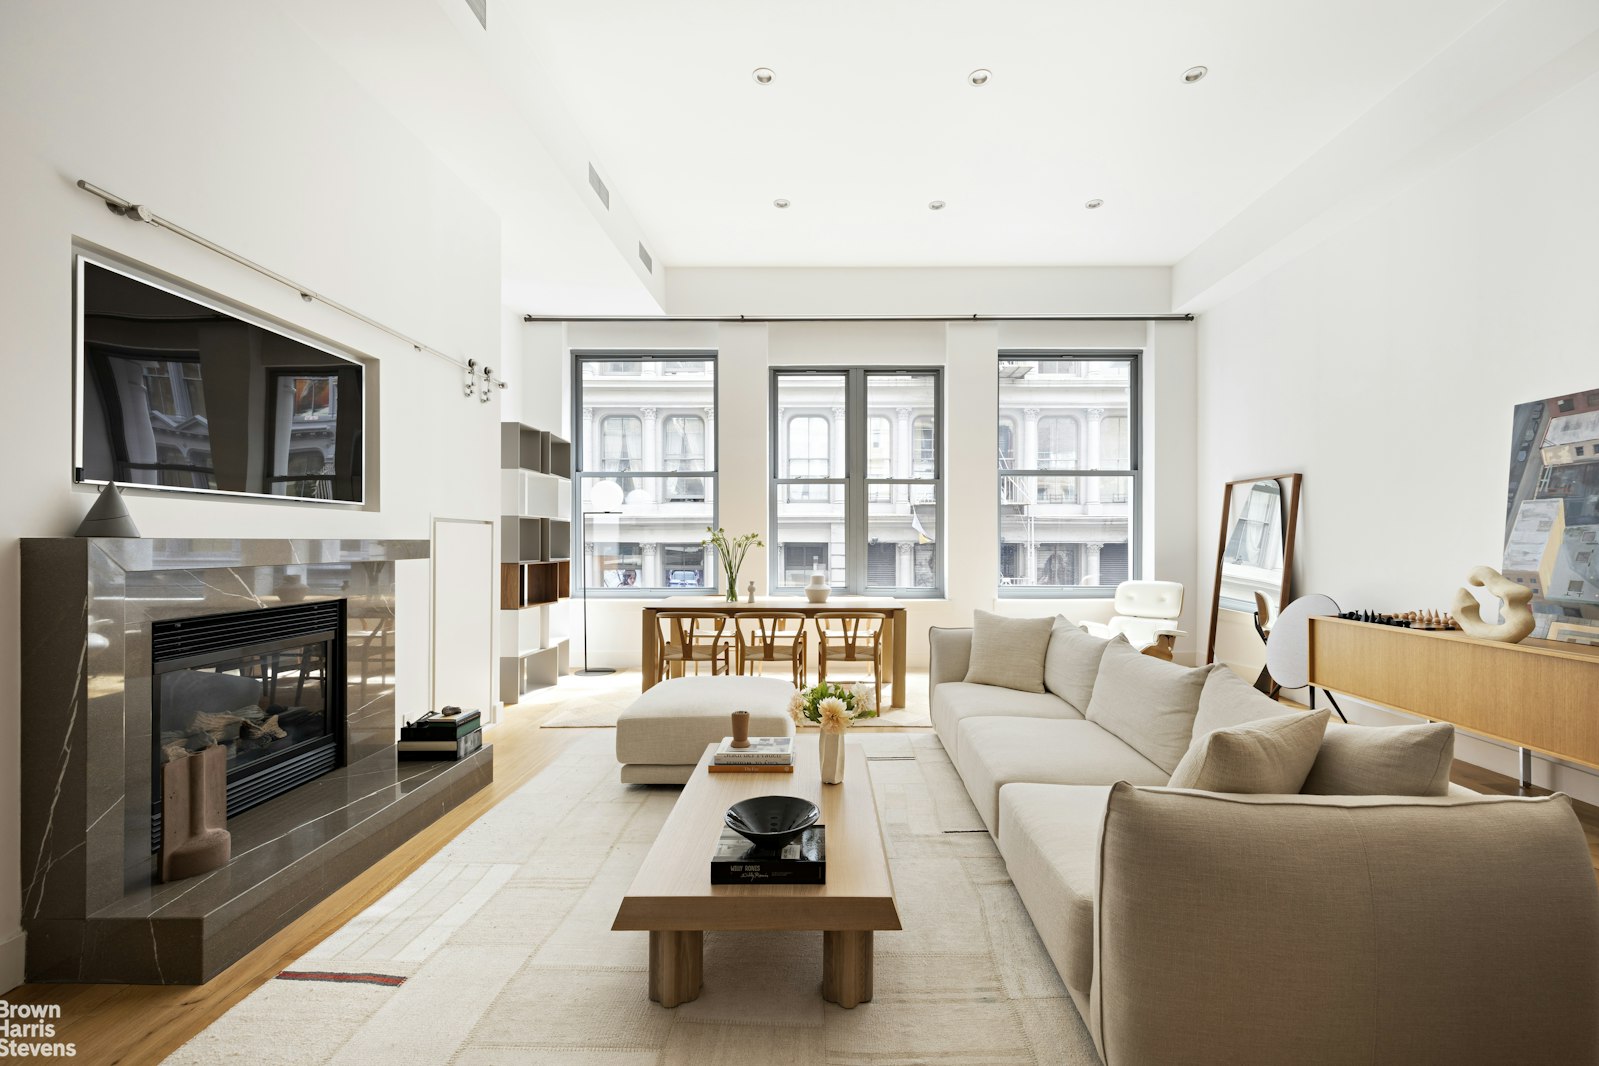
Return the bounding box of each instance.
[0,927,24,994]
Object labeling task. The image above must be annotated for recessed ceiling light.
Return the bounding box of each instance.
[752,67,775,84]
[928,200,946,211]
[1183,65,1208,83]
[968,69,991,86]
[773,198,790,209]
[1085,199,1104,209]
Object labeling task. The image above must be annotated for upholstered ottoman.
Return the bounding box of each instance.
[616,676,797,784]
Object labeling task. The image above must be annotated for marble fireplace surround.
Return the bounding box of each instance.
[19,538,494,984]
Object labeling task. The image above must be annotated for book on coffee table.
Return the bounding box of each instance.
[710,825,825,884]
[712,736,794,765]
[707,763,795,774]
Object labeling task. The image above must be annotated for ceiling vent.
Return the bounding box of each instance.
[637,243,654,274]
[587,164,610,210]
[464,0,486,28]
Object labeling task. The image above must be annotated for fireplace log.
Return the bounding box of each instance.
[240,714,287,749]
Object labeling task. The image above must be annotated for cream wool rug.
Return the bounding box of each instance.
[534,668,934,729]
[168,731,1097,1065]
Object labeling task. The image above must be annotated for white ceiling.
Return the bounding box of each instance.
[489,0,1503,268]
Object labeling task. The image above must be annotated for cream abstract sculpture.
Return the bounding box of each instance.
[1451,565,1535,643]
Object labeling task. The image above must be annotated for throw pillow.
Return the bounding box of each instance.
[1084,640,1214,774]
[1192,664,1295,737]
[1301,722,1455,796]
[1043,618,1112,713]
[963,610,1055,694]
[1167,710,1331,793]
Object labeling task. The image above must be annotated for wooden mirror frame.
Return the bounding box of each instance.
[1205,473,1302,665]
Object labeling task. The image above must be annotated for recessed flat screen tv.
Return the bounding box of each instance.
[75,256,365,504]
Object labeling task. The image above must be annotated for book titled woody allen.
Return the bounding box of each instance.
[710,826,825,884]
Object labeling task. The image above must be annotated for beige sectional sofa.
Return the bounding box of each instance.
[929,622,1599,1066]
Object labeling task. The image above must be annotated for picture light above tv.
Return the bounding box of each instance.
[74,256,366,504]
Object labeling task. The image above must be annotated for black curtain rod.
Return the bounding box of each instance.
[523,313,1192,323]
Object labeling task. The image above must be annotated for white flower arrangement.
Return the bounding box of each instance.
[790,681,878,734]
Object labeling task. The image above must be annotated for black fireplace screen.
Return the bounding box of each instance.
[151,599,347,851]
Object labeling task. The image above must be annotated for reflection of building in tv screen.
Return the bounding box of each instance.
[77,259,364,503]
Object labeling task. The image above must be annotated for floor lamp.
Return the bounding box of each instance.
[576,490,623,676]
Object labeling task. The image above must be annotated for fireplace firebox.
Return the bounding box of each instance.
[151,600,347,852]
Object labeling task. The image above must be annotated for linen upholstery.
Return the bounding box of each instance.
[1043,620,1113,714]
[997,784,1110,1004]
[1091,784,1599,1066]
[927,625,974,693]
[958,718,1166,834]
[1301,720,1455,796]
[963,610,1055,693]
[614,675,795,773]
[1083,640,1212,774]
[931,681,1084,771]
[618,763,699,785]
[1166,709,1329,793]
[1190,663,1294,737]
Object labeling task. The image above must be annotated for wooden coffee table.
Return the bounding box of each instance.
[612,739,901,1008]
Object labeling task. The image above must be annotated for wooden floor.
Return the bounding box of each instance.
[9,700,1599,1064]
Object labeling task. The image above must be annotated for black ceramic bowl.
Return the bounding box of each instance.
[725,795,820,852]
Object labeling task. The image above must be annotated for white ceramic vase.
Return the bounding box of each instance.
[819,730,845,784]
[805,572,830,604]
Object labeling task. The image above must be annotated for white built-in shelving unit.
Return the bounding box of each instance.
[499,422,572,701]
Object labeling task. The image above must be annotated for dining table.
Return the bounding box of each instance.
[636,596,909,708]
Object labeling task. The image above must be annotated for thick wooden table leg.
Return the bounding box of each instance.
[641,609,658,692]
[648,930,702,1007]
[891,609,907,708]
[822,930,873,1008]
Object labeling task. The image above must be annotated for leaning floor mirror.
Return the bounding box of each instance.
[1205,473,1302,665]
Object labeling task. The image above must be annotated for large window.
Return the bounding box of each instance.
[998,353,1138,595]
[771,368,942,596]
[575,353,717,594]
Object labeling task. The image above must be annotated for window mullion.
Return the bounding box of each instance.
[845,369,868,595]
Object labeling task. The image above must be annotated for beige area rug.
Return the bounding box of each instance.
[532,669,934,729]
[167,731,1097,1065]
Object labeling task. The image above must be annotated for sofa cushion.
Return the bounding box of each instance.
[1084,640,1213,774]
[1043,620,1114,714]
[997,783,1111,1003]
[1167,710,1330,793]
[958,717,1167,834]
[931,682,1082,770]
[1191,664,1294,737]
[963,610,1054,693]
[1301,721,1455,796]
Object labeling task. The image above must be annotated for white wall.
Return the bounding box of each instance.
[529,265,1198,672]
[668,266,1171,316]
[0,1,504,990]
[1193,69,1599,798]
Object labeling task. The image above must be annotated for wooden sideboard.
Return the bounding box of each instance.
[1307,616,1599,773]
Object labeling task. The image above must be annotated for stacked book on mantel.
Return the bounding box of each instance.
[708,736,794,773]
[399,707,483,760]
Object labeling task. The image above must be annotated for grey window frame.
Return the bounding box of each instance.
[997,350,1142,599]
[571,349,719,598]
[769,366,944,598]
